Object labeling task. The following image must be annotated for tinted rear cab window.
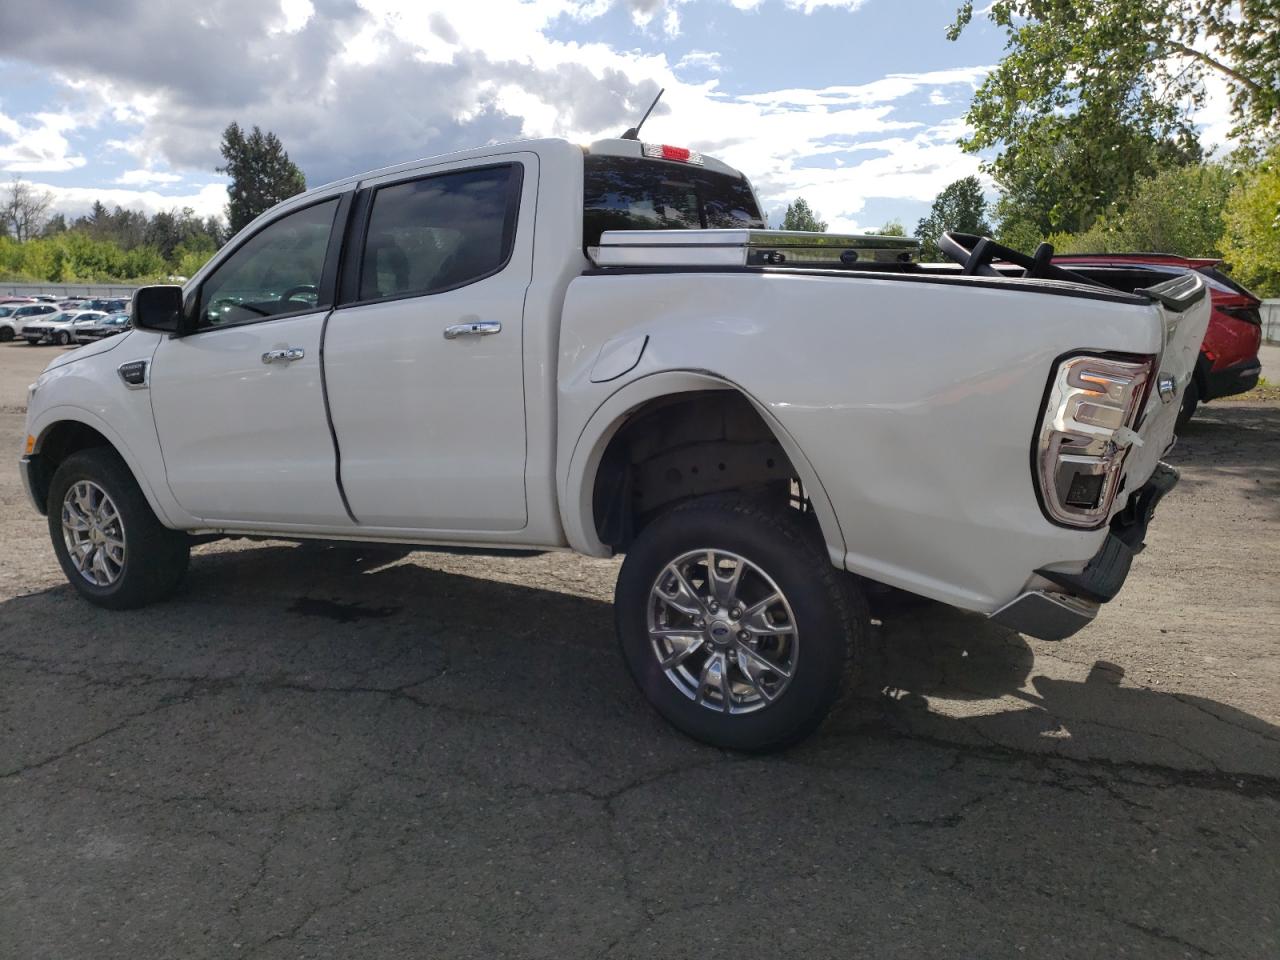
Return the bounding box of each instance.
[582,155,764,248]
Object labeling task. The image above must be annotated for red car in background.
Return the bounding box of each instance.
[1054,254,1263,426]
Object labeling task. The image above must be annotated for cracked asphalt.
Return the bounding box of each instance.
[1,342,1277,959]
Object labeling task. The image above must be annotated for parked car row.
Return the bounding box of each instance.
[0,296,132,345]
[21,310,130,345]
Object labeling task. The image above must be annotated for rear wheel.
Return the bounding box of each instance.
[1176,378,1200,430]
[615,495,866,752]
[0,327,12,342]
[48,448,190,609]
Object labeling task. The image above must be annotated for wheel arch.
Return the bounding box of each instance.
[27,408,175,525]
[559,371,847,564]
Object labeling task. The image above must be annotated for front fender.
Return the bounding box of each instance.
[27,404,184,528]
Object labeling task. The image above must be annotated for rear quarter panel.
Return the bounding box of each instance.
[559,271,1165,612]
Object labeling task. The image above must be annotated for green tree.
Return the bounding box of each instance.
[876,219,906,236]
[217,122,307,234]
[172,237,219,280]
[914,176,993,261]
[1222,146,1280,297]
[948,1,1278,235]
[1049,163,1234,257]
[780,198,827,232]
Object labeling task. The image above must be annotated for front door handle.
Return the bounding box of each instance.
[443,321,502,340]
[262,347,305,364]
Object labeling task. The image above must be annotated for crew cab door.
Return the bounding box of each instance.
[321,155,535,532]
[150,194,352,526]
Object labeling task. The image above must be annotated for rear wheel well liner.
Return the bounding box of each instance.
[589,387,829,553]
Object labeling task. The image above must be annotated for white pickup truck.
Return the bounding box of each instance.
[20,137,1209,750]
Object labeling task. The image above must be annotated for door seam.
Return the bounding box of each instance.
[319,306,359,524]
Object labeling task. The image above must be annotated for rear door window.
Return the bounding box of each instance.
[356,164,521,303]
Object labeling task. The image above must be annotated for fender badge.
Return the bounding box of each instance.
[118,359,149,389]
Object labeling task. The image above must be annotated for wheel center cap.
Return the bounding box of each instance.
[708,621,733,646]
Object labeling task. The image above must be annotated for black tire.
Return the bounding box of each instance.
[615,495,867,752]
[0,326,12,342]
[47,447,190,609]
[1176,377,1200,430]
[56,330,70,345]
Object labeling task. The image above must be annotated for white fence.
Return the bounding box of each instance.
[1262,300,1280,345]
[3,282,138,299]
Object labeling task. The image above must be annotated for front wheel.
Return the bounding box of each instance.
[48,448,191,609]
[56,330,71,345]
[615,495,867,752]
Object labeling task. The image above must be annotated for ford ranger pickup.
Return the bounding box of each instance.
[19,137,1209,750]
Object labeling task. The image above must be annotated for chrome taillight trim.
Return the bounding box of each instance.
[1035,355,1153,527]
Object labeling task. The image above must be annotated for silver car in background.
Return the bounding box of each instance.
[72,312,130,341]
[22,310,94,345]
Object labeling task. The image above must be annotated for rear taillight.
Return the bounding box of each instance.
[1035,355,1154,527]
[642,143,704,165]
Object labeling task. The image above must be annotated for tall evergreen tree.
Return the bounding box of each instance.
[217,122,307,234]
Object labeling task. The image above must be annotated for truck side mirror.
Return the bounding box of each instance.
[131,285,185,334]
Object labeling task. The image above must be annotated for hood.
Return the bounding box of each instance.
[44,330,133,371]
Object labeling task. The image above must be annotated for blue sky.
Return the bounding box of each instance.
[0,0,1224,234]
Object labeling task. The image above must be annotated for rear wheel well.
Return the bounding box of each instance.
[29,421,113,512]
[593,390,809,551]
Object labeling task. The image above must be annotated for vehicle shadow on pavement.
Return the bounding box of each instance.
[844,596,1280,784]
[3,542,1278,958]
[4,540,1277,782]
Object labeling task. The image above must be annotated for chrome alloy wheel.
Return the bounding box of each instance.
[647,549,799,715]
[61,480,126,586]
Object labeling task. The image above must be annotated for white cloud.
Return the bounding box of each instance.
[784,0,868,12]
[276,0,316,32]
[114,169,185,185]
[0,109,86,172]
[41,182,229,220]
[724,0,868,12]
[675,50,722,73]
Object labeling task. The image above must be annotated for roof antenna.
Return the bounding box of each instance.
[620,88,664,140]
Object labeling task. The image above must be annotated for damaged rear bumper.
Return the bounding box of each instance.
[990,462,1179,640]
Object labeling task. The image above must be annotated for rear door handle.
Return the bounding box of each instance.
[261,347,305,363]
[443,321,502,340]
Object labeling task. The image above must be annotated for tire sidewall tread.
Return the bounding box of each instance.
[615,494,866,752]
[47,448,189,610]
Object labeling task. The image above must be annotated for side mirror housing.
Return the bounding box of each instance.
[131,285,185,334]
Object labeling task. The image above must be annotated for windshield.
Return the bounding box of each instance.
[583,154,764,248]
